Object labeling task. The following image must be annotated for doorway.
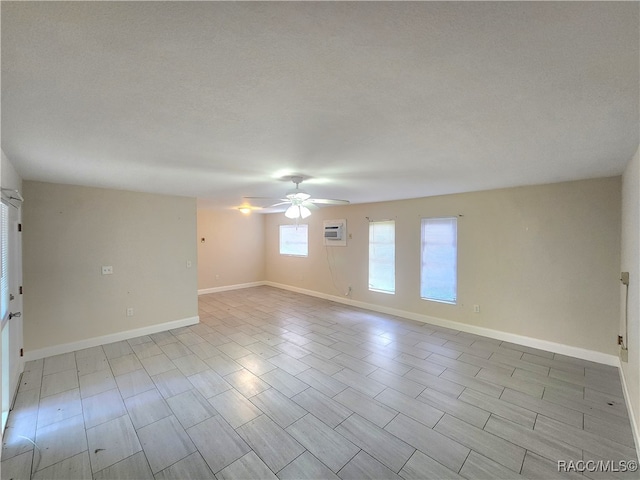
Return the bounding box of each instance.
[1,192,23,433]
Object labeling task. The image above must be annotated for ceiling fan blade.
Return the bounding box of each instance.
[243,196,289,208]
[244,196,287,201]
[308,198,350,205]
[301,201,319,210]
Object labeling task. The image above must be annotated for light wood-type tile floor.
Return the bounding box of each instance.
[2,286,637,479]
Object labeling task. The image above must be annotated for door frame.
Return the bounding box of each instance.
[1,189,23,435]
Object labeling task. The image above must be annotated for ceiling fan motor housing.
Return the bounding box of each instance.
[285,176,311,203]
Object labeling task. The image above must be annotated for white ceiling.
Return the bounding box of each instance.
[2,2,638,211]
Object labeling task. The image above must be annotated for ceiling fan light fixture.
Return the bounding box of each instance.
[246,174,347,219]
[285,204,312,219]
[285,205,298,219]
[299,205,311,219]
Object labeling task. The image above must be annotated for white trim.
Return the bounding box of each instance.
[198,282,266,295]
[264,281,619,366]
[24,316,200,362]
[618,359,640,455]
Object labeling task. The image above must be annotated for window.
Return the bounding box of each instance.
[369,220,395,294]
[279,224,308,256]
[421,217,457,303]
[0,202,8,322]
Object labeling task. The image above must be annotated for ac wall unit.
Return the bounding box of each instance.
[324,225,343,240]
[323,219,347,246]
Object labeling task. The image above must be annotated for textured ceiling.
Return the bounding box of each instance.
[2,2,638,211]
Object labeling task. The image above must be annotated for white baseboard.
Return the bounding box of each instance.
[24,316,200,362]
[198,282,266,295]
[264,281,619,367]
[618,361,640,455]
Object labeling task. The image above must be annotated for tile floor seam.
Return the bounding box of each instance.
[80,405,94,476]
[456,446,473,474]
[146,449,193,478]
[334,447,364,477]
[272,448,307,475]
[435,412,530,471]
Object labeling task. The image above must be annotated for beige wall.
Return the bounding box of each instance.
[23,181,198,353]
[265,177,621,355]
[621,147,640,437]
[197,209,265,290]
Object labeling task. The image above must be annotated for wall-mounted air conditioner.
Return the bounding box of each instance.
[324,225,342,240]
[323,219,347,246]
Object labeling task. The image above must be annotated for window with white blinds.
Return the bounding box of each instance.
[1,202,8,321]
[368,220,395,294]
[279,224,308,257]
[420,217,457,304]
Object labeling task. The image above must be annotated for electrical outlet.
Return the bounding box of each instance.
[186,260,192,268]
[126,308,134,317]
[621,272,630,286]
[101,266,113,275]
[621,347,629,363]
[473,305,480,313]
[618,335,624,345]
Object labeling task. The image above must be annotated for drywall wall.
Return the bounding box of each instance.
[621,146,640,441]
[22,181,198,353]
[265,177,621,355]
[197,209,265,291]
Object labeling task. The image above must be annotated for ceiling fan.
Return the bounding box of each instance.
[245,175,350,219]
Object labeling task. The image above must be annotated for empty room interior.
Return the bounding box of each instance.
[1,2,640,480]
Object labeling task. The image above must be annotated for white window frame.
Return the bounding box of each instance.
[368,220,395,294]
[279,224,309,257]
[420,217,457,304]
